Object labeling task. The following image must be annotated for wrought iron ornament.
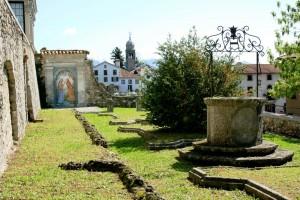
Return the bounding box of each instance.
[205,26,264,56]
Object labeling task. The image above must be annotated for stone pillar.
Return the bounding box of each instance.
[107,98,114,112]
[204,97,266,147]
[136,96,143,111]
[44,65,54,107]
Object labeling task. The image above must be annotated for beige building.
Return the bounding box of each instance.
[37,49,108,108]
[0,0,40,171]
[286,94,300,116]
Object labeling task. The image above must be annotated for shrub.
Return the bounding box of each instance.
[142,28,241,131]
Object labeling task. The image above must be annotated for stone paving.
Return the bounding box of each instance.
[75,107,102,113]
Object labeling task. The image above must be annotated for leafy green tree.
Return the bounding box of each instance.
[142,28,241,131]
[111,47,124,67]
[269,1,300,98]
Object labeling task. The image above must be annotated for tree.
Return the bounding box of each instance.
[269,1,300,98]
[111,47,124,67]
[142,28,241,131]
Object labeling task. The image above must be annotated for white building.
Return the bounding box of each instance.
[240,64,285,113]
[93,61,120,87]
[119,68,140,93]
[93,35,154,94]
[93,61,142,94]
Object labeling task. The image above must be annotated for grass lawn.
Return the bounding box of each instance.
[206,133,300,199]
[84,108,254,200]
[0,109,131,200]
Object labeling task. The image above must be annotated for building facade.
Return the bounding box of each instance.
[240,64,285,113]
[0,0,40,171]
[37,49,108,108]
[93,61,141,94]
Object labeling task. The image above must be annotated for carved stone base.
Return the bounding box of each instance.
[179,140,294,167]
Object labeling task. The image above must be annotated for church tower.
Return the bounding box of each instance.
[125,33,136,71]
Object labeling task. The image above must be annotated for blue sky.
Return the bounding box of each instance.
[35,0,296,64]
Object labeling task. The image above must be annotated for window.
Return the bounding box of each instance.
[121,80,126,84]
[9,2,25,31]
[247,86,253,95]
[135,80,139,84]
[247,75,253,81]
[104,77,108,82]
[267,85,272,90]
[104,70,107,75]
[258,80,261,86]
[104,65,107,68]
[267,74,272,80]
[113,70,117,75]
[111,77,119,82]
[94,70,98,76]
[128,79,132,84]
[128,85,133,92]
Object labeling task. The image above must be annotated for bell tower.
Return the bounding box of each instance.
[125,33,136,71]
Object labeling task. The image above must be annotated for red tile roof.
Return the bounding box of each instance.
[40,48,89,55]
[242,64,280,74]
[120,68,140,79]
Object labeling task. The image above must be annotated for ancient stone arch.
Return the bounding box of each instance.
[4,61,19,141]
[23,55,34,121]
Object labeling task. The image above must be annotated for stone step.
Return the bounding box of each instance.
[192,140,278,157]
[178,148,294,167]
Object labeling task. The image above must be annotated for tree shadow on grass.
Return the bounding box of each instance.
[171,157,198,172]
[110,137,147,153]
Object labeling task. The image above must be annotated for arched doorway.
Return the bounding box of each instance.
[4,61,19,141]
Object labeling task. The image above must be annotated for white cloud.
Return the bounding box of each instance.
[63,27,77,36]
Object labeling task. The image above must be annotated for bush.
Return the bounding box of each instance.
[142,28,241,131]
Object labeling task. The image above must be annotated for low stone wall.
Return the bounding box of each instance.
[189,167,290,200]
[74,111,108,148]
[117,127,200,150]
[148,139,200,150]
[262,112,300,138]
[112,96,137,108]
[59,160,164,200]
[109,119,149,126]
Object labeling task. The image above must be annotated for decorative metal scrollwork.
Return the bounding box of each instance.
[205,26,264,56]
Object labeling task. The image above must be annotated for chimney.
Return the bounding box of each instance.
[115,59,121,68]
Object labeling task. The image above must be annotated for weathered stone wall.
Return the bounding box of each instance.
[262,112,300,138]
[112,96,137,107]
[84,60,110,107]
[37,50,109,108]
[0,0,40,171]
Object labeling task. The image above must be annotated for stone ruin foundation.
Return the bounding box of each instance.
[179,97,294,167]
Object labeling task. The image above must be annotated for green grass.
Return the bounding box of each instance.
[206,133,300,199]
[0,109,131,200]
[85,108,255,200]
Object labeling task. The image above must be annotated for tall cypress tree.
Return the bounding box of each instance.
[111,47,125,67]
